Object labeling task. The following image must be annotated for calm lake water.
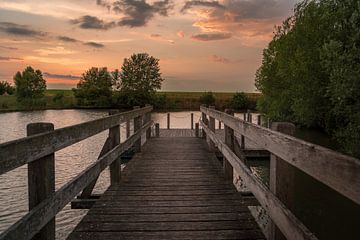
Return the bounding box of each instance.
[0,109,358,239]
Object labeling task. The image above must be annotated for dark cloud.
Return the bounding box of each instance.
[44,72,81,80]
[0,45,18,50]
[191,32,232,41]
[181,0,225,13]
[0,56,23,61]
[0,22,46,37]
[57,36,79,42]
[83,42,105,48]
[70,15,116,30]
[95,0,173,28]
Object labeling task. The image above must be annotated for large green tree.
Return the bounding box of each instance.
[73,67,114,107]
[118,53,164,106]
[14,66,46,104]
[255,0,360,157]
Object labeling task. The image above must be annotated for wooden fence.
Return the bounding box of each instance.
[0,106,153,240]
[200,105,360,240]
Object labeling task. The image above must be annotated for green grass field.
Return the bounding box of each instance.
[0,90,260,112]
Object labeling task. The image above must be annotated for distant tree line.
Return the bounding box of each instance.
[255,0,360,157]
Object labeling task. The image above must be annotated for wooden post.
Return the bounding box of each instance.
[243,112,247,121]
[133,106,141,152]
[167,113,170,129]
[126,120,130,138]
[224,109,234,181]
[109,110,121,185]
[27,123,55,240]
[247,110,252,123]
[270,122,296,240]
[257,114,262,126]
[201,105,208,139]
[218,121,221,129]
[195,123,199,137]
[145,104,151,140]
[155,123,160,137]
[191,113,194,130]
[208,106,216,151]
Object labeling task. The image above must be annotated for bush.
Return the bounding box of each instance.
[0,81,14,95]
[52,93,64,103]
[200,91,215,106]
[229,92,248,110]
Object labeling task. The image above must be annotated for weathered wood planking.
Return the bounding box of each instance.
[0,121,153,240]
[202,121,317,240]
[0,106,152,175]
[201,106,360,204]
[159,129,195,137]
[67,137,265,240]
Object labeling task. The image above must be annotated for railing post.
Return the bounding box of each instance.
[247,109,252,123]
[257,114,262,126]
[145,104,151,140]
[208,106,216,151]
[270,122,296,240]
[191,113,194,130]
[224,109,234,181]
[133,106,141,152]
[155,123,160,137]
[109,110,121,185]
[167,112,170,129]
[126,120,130,138]
[27,123,55,240]
[195,123,199,137]
[218,121,221,129]
[201,104,208,139]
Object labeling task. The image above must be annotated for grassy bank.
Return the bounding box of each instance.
[0,90,260,112]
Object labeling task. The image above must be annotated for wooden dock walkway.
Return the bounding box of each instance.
[67,137,265,240]
[1,105,358,240]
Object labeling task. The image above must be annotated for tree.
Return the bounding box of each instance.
[14,66,46,104]
[73,67,113,107]
[229,92,248,110]
[119,53,164,106]
[255,0,360,157]
[200,91,215,106]
[0,81,13,95]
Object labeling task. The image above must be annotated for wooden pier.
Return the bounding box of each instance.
[0,105,359,240]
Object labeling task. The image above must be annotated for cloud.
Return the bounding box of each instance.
[149,33,175,44]
[150,33,162,38]
[70,15,116,30]
[191,32,232,41]
[181,0,225,12]
[0,22,46,37]
[210,54,230,63]
[44,72,81,80]
[0,45,18,50]
[182,0,293,45]
[0,56,23,62]
[83,41,105,48]
[57,36,79,43]
[34,46,76,56]
[177,30,185,38]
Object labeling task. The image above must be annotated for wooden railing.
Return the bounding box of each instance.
[0,106,153,240]
[200,105,360,240]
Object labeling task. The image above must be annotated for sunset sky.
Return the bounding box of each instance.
[0,0,299,91]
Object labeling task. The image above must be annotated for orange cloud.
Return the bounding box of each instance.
[177,30,185,38]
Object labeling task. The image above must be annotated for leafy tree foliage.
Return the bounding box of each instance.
[229,92,248,110]
[73,67,114,107]
[255,0,360,157]
[14,66,46,104]
[200,91,215,106]
[0,81,14,95]
[118,53,164,106]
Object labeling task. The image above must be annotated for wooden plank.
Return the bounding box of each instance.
[0,106,152,175]
[68,136,264,240]
[201,106,360,204]
[0,121,153,240]
[202,122,318,240]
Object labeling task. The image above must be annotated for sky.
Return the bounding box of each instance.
[0,0,299,92]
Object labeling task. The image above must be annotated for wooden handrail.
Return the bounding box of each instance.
[201,121,317,240]
[0,120,153,240]
[0,106,153,175]
[200,106,360,205]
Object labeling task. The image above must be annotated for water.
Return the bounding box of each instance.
[0,110,358,240]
